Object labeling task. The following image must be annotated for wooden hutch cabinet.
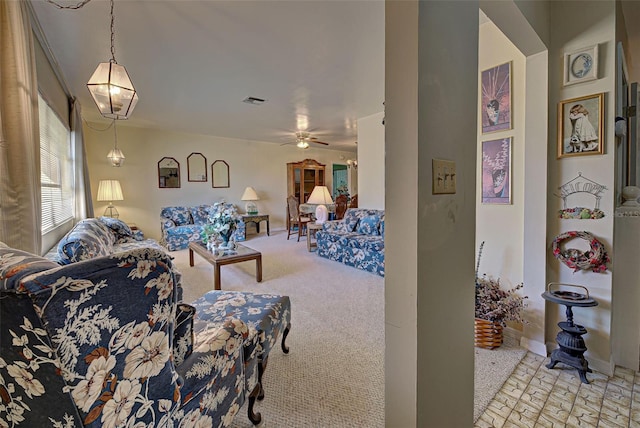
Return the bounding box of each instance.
[287,159,326,203]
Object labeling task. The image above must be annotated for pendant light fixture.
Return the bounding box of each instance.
[87,0,138,120]
[107,120,125,167]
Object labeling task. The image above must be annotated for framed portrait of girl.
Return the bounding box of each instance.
[557,93,604,158]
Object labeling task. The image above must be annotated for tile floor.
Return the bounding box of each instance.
[475,352,640,427]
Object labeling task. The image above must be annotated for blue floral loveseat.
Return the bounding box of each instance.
[315,208,385,276]
[0,243,257,427]
[161,203,246,251]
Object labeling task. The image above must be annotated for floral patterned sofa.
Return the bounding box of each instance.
[315,208,385,276]
[0,243,257,427]
[161,203,246,251]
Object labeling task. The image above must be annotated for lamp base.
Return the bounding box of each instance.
[103,204,120,218]
[315,205,328,224]
[245,202,258,215]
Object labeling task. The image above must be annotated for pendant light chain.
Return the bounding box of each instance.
[113,120,118,149]
[110,0,117,64]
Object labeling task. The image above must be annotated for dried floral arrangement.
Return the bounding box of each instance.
[475,242,528,326]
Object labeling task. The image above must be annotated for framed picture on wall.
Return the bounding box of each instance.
[481,61,512,134]
[563,45,598,86]
[482,137,512,204]
[557,93,604,158]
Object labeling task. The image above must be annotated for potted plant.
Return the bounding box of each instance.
[475,241,527,349]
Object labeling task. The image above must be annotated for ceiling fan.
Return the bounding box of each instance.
[280,131,329,149]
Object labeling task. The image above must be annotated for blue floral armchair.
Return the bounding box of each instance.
[0,243,257,427]
[161,203,246,251]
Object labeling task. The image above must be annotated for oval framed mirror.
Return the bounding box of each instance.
[187,152,207,182]
[212,160,230,188]
[158,157,181,188]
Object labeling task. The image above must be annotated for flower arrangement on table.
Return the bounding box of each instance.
[201,204,241,249]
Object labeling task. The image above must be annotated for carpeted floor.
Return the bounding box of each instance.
[172,229,525,427]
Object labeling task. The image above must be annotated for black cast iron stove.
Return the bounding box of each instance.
[541,283,598,384]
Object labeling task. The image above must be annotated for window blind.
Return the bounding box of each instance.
[39,93,73,233]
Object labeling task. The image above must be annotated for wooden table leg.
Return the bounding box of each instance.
[256,255,262,282]
[256,222,260,234]
[214,263,221,290]
[266,219,270,236]
[189,248,194,267]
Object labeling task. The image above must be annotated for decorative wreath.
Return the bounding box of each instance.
[552,231,610,273]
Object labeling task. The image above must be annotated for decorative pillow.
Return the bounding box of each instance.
[56,219,114,264]
[98,216,133,242]
[356,215,380,235]
[343,209,362,232]
[161,206,192,226]
[379,216,385,238]
[0,242,58,291]
[189,205,210,225]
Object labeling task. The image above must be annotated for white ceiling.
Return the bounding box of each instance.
[30,0,386,152]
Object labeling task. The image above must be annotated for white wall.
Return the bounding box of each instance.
[547,1,617,375]
[477,22,526,291]
[85,123,355,242]
[357,112,385,209]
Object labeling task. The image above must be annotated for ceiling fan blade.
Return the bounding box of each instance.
[310,140,329,145]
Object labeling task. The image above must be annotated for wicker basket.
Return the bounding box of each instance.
[474,318,503,349]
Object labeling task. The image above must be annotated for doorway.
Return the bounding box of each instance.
[332,164,349,198]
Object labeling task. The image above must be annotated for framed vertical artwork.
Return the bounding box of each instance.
[481,61,512,134]
[482,138,512,204]
[563,45,598,86]
[557,93,604,158]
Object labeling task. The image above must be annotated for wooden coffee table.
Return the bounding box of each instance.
[188,241,262,290]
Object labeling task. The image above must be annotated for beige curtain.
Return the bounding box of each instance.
[72,99,94,219]
[0,0,41,253]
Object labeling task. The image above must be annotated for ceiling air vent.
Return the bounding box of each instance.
[243,96,266,105]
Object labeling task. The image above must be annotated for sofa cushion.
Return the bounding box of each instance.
[162,206,192,226]
[189,205,210,225]
[57,218,115,265]
[98,216,133,243]
[342,209,362,232]
[380,216,385,238]
[0,242,58,291]
[356,214,381,235]
[343,234,385,252]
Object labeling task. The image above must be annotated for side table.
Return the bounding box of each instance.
[242,214,270,237]
[307,223,323,252]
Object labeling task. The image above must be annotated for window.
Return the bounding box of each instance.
[39,93,73,233]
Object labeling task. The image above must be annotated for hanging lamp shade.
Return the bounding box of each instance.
[107,147,125,167]
[87,61,139,120]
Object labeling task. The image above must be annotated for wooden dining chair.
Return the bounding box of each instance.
[334,194,348,220]
[348,194,358,209]
[286,195,311,241]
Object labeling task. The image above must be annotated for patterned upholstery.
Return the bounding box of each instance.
[49,218,163,265]
[191,291,291,401]
[161,203,246,251]
[0,244,253,427]
[316,208,385,276]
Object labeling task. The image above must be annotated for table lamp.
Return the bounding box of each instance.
[307,185,333,224]
[241,186,260,215]
[97,179,124,218]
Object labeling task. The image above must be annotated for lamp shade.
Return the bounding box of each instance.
[107,148,126,167]
[97,180,124,201]
[241,187,259,201]
[241,186,259,215]
[87,62,139,120]
[307,186,333,205]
